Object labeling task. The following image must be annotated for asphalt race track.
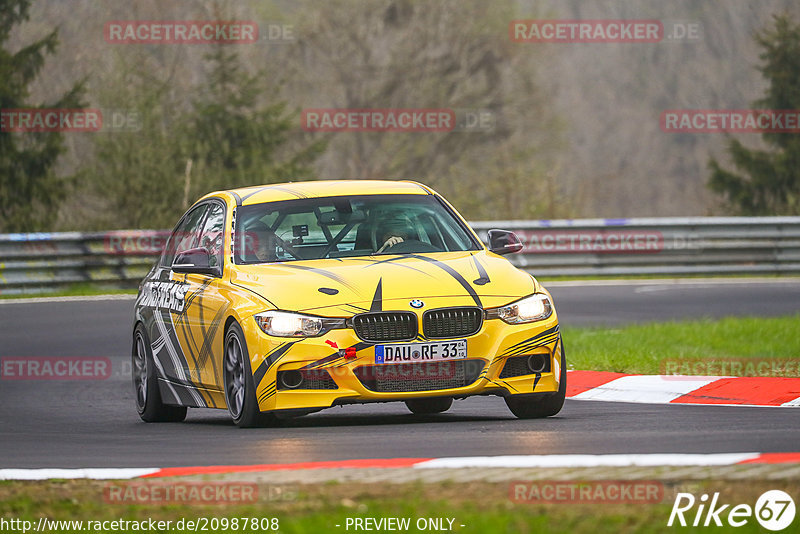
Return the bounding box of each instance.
[1,280,799,468]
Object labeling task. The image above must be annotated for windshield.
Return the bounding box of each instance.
[235,194,480,264]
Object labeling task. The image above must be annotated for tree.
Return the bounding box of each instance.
[183,45,325,196]
[0,0,85,231]
[708,14,800,215]
[73,71,187,230]
[78,45,324,230]
[284,0,565,220]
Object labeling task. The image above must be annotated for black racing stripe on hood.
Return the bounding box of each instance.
[370,279,382,312]
[471,254,491,285]
[406,254,482,307]
[278,263,360,293]
[362,256,437,277]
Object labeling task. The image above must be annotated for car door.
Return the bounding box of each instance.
[172,200,231,394]
[142,203,208,404]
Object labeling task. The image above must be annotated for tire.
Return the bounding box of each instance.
[132,324,187,423]
[224,322,274,428]
[405,397,453,414]
[505,343,567,419]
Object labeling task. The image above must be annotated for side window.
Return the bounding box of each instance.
[198,203,225,269]
[161,205,208,267]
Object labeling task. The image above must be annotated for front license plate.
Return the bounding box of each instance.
[374,340,467,364]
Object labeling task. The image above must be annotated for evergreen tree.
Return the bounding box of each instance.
[184,46,325,195]
[79,45,324,229]
[0,0,85,231]
[708,14,800,215]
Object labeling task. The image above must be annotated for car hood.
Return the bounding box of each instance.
[230,251,537,314]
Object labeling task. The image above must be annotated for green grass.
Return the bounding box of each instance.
[538,273,800,282]
[563,315,800,375]
[0,479,795,533]
[0,283,137,299]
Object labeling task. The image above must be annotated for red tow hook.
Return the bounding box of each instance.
[339,347,357,360]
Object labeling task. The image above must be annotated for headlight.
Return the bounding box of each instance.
[254,311,345,337]
[486,294,553,324]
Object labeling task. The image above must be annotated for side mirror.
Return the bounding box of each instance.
[172,247,218,276]
[488,229,523,255]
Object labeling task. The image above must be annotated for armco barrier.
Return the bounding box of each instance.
[0,230,164,295]
[1,217,799,294]
[470,216,800,277]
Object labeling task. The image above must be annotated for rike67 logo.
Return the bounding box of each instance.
[668,490,795,531]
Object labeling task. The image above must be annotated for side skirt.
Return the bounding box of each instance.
[158,378,222,408]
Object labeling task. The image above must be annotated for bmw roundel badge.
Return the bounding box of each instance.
[410,299,424,309]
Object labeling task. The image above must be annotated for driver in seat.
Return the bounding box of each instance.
[375,214,416,254]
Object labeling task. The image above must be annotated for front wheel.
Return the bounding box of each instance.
[405,397,453,414]
[132,324,187,423]
[505,343,567,419]
[224,322,274,428]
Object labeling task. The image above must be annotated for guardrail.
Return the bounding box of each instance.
[1,217,799,294]
[470,216,800,277]
[0,230,163,295]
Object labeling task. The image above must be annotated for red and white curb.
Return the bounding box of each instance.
[2,453,800,480]
[567,371,800,407]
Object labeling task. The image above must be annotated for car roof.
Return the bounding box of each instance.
[206,180,433,206]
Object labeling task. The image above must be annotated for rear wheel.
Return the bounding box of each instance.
[505,344,567,419]
[132,324,187,422]
[405,397,453,414]
[224,322,274,428]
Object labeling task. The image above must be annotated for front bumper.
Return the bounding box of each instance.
[241,310,562,413]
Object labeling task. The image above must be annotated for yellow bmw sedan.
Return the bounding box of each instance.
[132,180,565,427]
